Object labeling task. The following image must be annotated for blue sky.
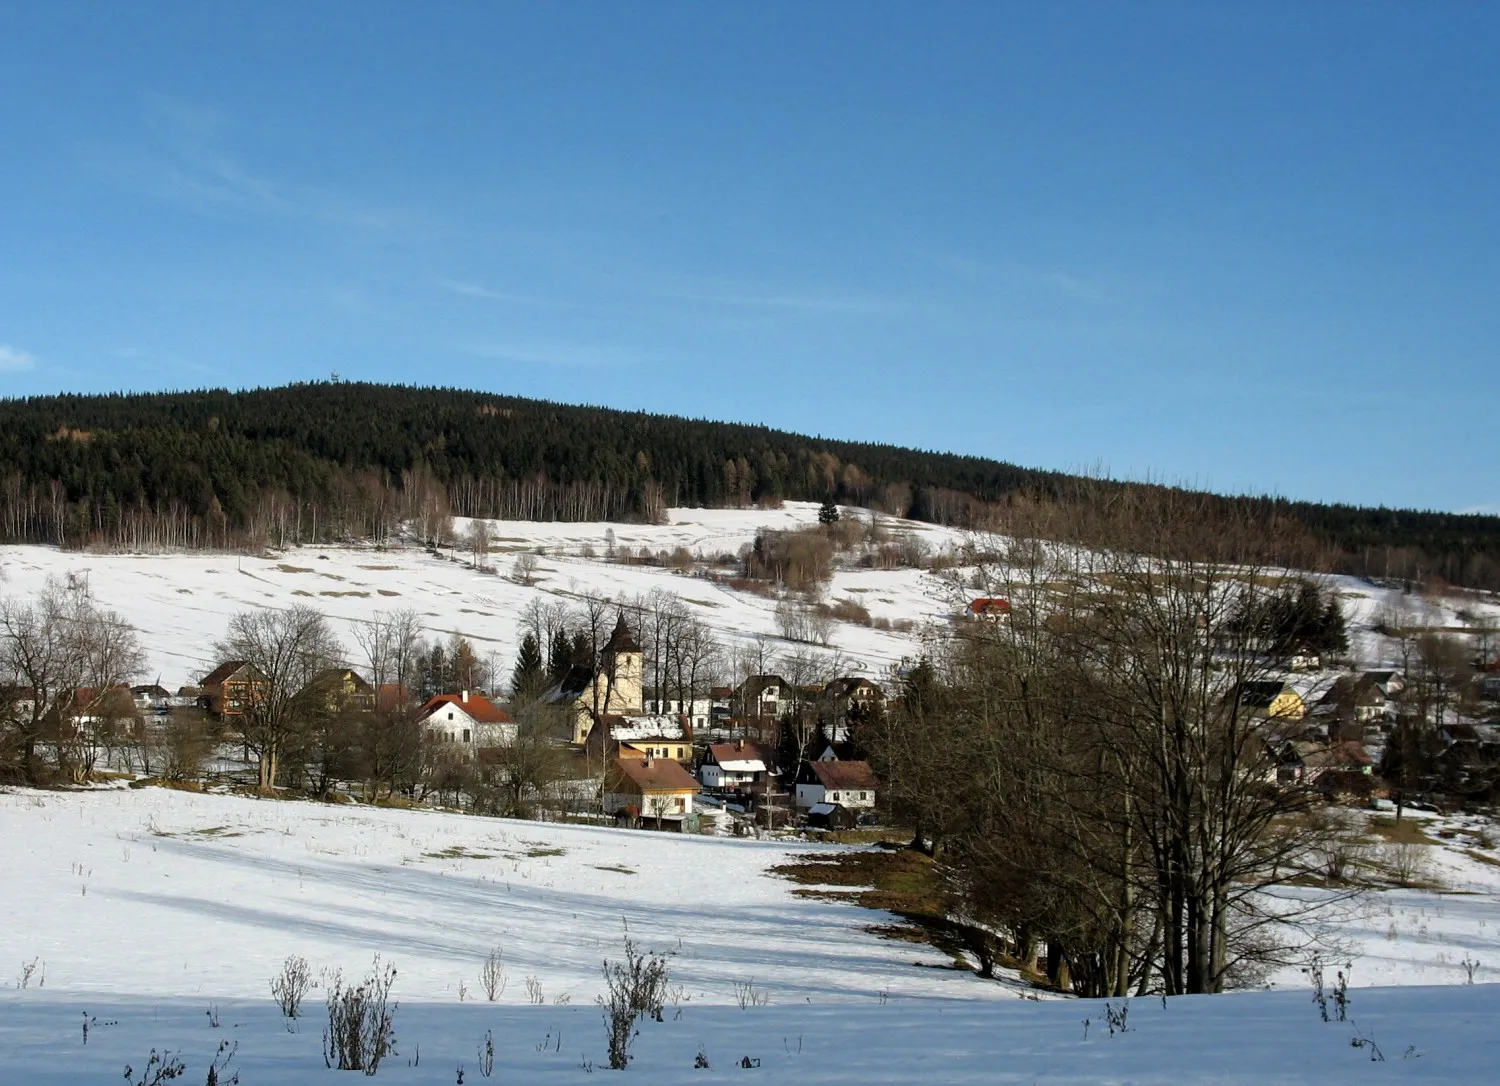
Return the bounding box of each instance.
[1,3,1495,512]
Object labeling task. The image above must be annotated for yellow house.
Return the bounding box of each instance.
[1237,681,1306,721]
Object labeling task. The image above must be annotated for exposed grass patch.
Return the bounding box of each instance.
[320,590,371,598]
[277,564,315,573]
[359,565,400,571]
[1464,849,1500,869]
[377,589,402,596]
[424,846,495,860]
[186,825,246,838]
[520,845,566,858]
[594,864,637,875]
[1368,817,1440,846]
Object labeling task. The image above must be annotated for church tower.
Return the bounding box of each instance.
[598,612,644,715]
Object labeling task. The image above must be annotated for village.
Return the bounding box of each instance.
[18,584,1500,840]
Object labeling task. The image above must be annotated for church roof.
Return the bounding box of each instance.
[603,613,641,655]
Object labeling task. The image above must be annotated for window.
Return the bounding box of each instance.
[463,729,471,743]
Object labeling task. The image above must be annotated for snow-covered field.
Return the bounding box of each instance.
[2,786,1499,1083]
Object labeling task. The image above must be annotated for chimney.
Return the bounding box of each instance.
[737,738,745,752]
[462,690,469,703]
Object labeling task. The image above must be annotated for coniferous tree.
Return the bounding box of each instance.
[511,634,544,698]
[818,498,840,525]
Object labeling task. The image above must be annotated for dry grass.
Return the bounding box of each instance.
[1367,817,1440,846]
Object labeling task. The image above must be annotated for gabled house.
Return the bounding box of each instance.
[643,689,712,730]
[416,691,516,750]
[819,676,884,742]
[794,760,877,811]
[734,675,792,722]
[200,661,270,720]
[298,668,376,714]
[1234,681,1307,721]
[604,755,700,824]
[131,684,171,715]
[698,739,774,790]
[965,597,1012,620]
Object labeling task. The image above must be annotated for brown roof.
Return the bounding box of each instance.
[806,760,877,790]
[611,756,699,793]
[201,660,254,687]
[418,693,512,724]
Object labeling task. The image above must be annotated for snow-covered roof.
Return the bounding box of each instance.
[607,714,687,741]
[716,759,765,773]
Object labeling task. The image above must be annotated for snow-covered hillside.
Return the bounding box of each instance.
[0,503,961,689]
[2,501,1496,699]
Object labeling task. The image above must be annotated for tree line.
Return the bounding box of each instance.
[2,382,1498,588]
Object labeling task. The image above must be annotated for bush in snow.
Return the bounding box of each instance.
[598,935,671,1070]
[271,955,312,1019]
[480,945,507,1002]
[323,956,398,1075]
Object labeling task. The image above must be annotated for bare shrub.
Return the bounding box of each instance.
[206,1039,240,1086]
[822,598,872,626]
[480,946,507,1002]
[17,957,42,989]
[732,978,770,1009]
[1384,843,1431,888]
[323,956,398,1075]
[525,975,544,1005]
[477,1031,495,1078]
[271,955,312,1019]
[597,936,671,1070]
[122,1050,185,1086]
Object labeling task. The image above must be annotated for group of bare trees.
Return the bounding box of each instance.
[870,495,1351,996]
[0,575,146,784]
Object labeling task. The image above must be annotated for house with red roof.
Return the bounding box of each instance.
[416,690,516,751]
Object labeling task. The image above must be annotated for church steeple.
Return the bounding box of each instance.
[602,612,642,656]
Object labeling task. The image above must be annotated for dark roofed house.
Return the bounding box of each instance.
[965,598,1012,619]
[794,759,877,811]
[200,661,270,719]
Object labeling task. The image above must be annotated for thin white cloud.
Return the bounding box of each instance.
[0,344,38,373]
[459,341,653,368]
[438,280,561,308]
[665,286,893,315]
[80,94,417,235]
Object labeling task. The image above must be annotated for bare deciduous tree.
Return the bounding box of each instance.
[216,605,342,790]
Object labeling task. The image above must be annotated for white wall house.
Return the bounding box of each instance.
[416,691,517,750]
[793,760,877,810]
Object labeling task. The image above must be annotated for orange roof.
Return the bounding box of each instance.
[418,692,511,724]
[967,598,1011,615]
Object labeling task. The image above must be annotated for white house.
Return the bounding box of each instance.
[416,691,517,750]
[698,740,773,790]
[793,760,877,810]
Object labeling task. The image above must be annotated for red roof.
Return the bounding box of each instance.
[418,692,511,724]
[967,598,1012,616]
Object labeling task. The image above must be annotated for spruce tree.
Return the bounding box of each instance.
[511,634,544,697]
[547,627,574,685]
[818,497,840,525]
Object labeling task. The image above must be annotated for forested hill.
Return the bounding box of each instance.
[1,382,1498,589]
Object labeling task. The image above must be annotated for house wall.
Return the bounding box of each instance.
[794,782,824,809]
